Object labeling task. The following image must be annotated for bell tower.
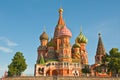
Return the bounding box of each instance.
[37,31,49,64]
[95,33,106,64]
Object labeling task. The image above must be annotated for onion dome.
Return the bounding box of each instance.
[58,25,72,37]
[47,38,56,47]
[76,31,88,43]
[40,31,49,40]
[72,43,80,48]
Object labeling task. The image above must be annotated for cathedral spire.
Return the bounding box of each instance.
[95,33,106,64]
[54,8,65,40]
[58,8,65,25]
[96,33,106,55]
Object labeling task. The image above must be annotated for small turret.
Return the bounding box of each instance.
[40,31,49,46]
[74,28,88,65]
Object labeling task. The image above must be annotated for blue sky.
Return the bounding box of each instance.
[0,0,120,77]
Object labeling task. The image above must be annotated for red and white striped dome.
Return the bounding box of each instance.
[58,25,72,37]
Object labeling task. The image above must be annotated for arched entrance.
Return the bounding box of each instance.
[52,70,58,76]
[46,70,50,76]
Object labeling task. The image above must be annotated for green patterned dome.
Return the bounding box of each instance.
[76,32,88,43]
[40,31,49,40]
[72,43,80,48]
[47,38,56,47]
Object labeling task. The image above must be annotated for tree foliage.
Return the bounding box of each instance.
[8,52,27,77]
[82,65,91,76]
[104,48,120,76]
[94,64,107,74]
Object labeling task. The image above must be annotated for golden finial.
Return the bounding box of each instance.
[59,8,63,14]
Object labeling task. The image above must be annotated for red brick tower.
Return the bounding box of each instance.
[91,33,107,77]
[95,33,106,64]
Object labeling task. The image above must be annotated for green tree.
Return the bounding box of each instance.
[105,48,120,77]
[8,52,27,77]
[82,65,91,77]
[94,63,108,74]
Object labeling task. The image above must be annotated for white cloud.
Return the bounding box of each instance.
[0,46,13,53]
[6,39,18,47]
[0,37,18,47]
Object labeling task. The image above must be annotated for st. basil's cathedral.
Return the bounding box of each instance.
[34,8,108,77]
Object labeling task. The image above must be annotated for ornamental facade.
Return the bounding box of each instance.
[34,8,89,76]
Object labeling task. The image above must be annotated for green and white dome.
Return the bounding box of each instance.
[76,31,88,44]
[72,43,80,48]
